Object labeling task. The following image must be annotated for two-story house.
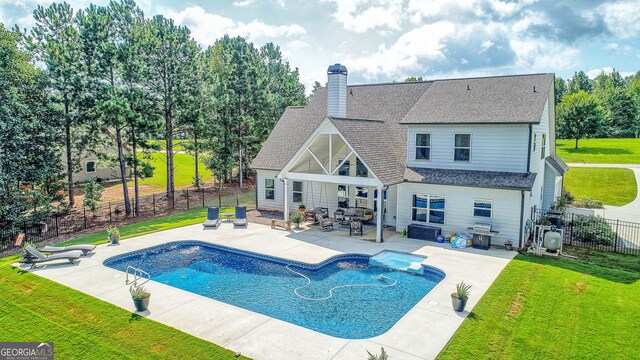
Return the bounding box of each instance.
[251,64,568,246]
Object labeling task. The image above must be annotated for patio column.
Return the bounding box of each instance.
[283,178,289,221]
[376,186,384,243]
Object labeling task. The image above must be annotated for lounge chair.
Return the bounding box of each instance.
[21,245,82,268]
[203,207,221,228]
[39,244,96,255]
[233,206,247,228]
[317,214,333,231]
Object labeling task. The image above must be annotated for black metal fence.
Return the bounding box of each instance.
[531,209,640,256]
[0,186,256,253]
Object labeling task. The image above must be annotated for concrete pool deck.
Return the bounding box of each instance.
[18,223,516,360]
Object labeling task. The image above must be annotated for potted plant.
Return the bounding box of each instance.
[451,281,472,312]
[289,211,304,229]
[130,286,150,312]
[107,226,120,245]
[298,204,306,212]
[363,209,373,221]
[504,240,513,251]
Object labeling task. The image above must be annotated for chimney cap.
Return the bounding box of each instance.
[327,63,347,75]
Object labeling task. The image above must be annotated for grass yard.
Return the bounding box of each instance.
[137,152,214,190]
[564,167,637,206]
[439,253,640,359]
[0,256,247,359]
[556,138,640,164]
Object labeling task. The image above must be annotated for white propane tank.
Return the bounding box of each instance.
[544,231,562,252]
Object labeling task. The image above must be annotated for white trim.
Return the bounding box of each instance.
[473,199,493,218]
[453,133,471,162]
[264,178,275,200]
[332,151,354,175]
[283,172,383,187]
[414,133,432,161]
[411,194,446,226]
[307,148,329,175]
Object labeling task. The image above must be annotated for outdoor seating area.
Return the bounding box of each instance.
[201,207,248,229]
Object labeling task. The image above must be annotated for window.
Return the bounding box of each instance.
[355,186,368,208]
[264,179,275,200]
[356,158,368,177]
[454,134,471,161]
[337,185,349,208]
[533,134,537,151]
[374,189,387,213]
[337,160,350,176]
[541,134,546,159]
[412,195,445,224]
[292,181,303,203]
[415,133,431,160]
[86,161,96,173]
[473,199,492,218]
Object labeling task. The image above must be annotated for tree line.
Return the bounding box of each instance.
[0,0,306,229]
[555,70,640,148]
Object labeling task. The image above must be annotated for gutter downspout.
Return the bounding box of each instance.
[526,124,533,173]
[519,190,525,249]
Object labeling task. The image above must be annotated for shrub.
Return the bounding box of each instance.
[83,180,103,213]
[289,211,304,224]
[130,286,150,299]
[571,215,616,245]
[573,197,604,209]
[367,347,388,360]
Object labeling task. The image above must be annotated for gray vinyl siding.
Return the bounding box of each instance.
[396,182,521,245]
[256,170,284,211]
[406,124,529,172]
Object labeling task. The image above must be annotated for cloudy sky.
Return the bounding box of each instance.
[2,0,639,92]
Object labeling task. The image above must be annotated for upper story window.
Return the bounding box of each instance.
[356,158,368,177]
[541,134,546,159]
[292,181,303,203]
[264,179,275,200]
[473,199,492,218]
[337,160,350,176]
[454,134,471,161]
[86,161,96,173]
[412,194,445,224]
[415,133,431,160]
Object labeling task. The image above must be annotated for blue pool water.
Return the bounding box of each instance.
[104,241,445,339]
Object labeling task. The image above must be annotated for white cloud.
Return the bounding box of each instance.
[586,67,635,79]
[324,0,404,34]
[164,6,305,46]
[509,39,579,70]
[600,1,640,38]
[233,0,255,6]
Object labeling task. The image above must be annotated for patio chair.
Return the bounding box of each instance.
[203,207,221,228]
[233,206,247,228]
[39,244,96,255]
[317,214,333,231]
[350,220,363,236]
[21,245,82,268]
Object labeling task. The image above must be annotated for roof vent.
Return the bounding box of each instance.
[466,84,470,91]
[533,86,537,92]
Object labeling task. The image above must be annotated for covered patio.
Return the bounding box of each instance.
[276,116,403,242]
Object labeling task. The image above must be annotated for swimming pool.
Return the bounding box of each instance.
[104,241,445,339]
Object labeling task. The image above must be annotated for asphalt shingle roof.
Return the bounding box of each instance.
[404,167,538,191]
[401,74,554,124]
[546,154,569,175]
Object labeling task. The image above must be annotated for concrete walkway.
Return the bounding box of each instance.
[17,223,515,360]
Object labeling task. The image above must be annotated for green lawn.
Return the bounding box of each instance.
[556,138,640,164]
[146,139,188,151]
[564,167,637,206]
[137,152,214,189]
[439,253,640,359]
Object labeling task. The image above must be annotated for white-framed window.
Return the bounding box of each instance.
[541,134,546,159]
[473,199,493,218]
[454,133,471,161]
[264,179,275,200]
[533,134,537,151]
[415,133,431,160]
[338,185,349,208]
[292,181,303,203]
[337,159,350,176]
[355,186,368,208]
[412,194,445,224]
[85,161,96,173]
[374,189,387,213]
[356,158,368,177]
